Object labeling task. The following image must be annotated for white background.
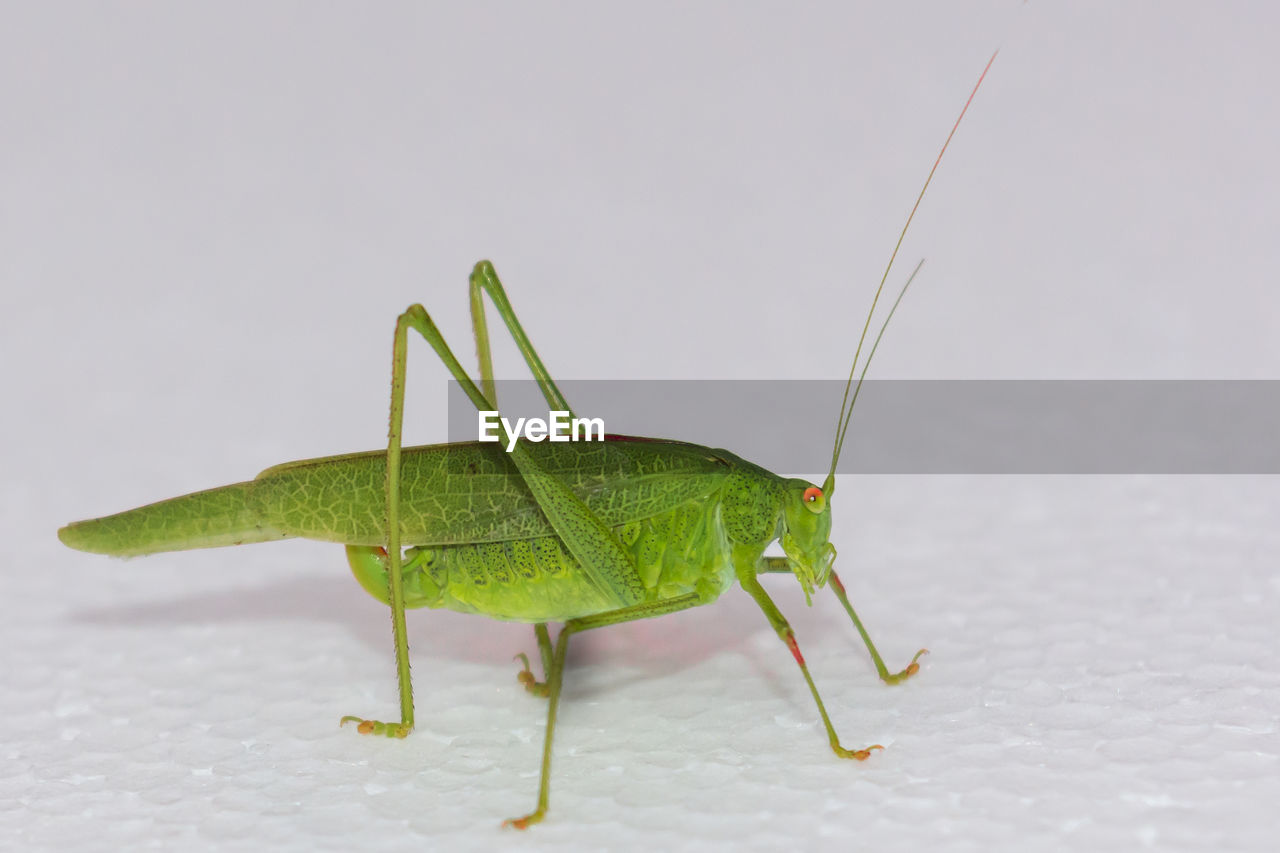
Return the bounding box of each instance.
[3,2,1277,851]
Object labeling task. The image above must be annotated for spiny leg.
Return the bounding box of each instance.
[341,307,426,739]
[344,263,606,738]
[503,593,704,830]
[347,271,651,823]
[738,564,881,760]
[467,262,571,698]
[503,621,571,831]
[514,623,553,698]
[361,295,649,819]
[343,294,536,737]
[759,557,927,684]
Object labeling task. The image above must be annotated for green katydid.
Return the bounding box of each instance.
[58,53,997,828]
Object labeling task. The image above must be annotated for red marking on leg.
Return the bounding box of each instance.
[829,572,846,594]
[785,631,805,667]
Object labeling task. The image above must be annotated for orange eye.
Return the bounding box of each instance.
[803,486,825,512]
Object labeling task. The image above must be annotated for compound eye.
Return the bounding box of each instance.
[802,486,825,513]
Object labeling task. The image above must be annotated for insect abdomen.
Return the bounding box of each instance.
[374,492,738,622]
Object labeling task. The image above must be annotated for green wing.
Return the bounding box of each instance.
[251,437,733,546]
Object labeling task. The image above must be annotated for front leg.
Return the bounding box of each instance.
[738,553,881,760]
[758,557,927,684]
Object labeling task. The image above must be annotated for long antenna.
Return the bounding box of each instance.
[824,50,998,493]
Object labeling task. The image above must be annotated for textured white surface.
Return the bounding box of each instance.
[5,2,1280,851]
[7,479,1280,851]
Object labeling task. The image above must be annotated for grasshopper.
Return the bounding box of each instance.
[58,54,996,828]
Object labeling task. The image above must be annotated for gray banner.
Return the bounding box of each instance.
[445,380,1280,474]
